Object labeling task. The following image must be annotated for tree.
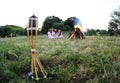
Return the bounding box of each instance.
[86,29,96,36]
[64,17,75,31]
[0,25,24,37]
[41,16,64,34]
[100,30,108,35]
[108,7,120,35]
[0,25,11,37]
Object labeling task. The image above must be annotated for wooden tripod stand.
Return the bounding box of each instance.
[68,27,85,39]
[27,15,47,81]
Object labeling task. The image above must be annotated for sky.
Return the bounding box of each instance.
[0,0,120,31]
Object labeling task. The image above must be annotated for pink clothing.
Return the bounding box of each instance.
[47,31,53,38]
[47,29,63,39]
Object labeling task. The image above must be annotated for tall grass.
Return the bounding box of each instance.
[0,35,120,83]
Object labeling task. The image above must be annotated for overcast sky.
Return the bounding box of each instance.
[0,0,120,31]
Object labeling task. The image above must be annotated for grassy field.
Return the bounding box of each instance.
[0,35,120,83]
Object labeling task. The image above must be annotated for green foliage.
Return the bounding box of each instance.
[41,16,79,34]
[41,16,64,34]
[0,25,11,37]
[86,29,108,36]
[108,7,120,36]
[64,17,76,31]
[0,36,120,83]
[86,29,96,36]
[0,37,30,83]
[0,25,24,37]
[41,16,110,36]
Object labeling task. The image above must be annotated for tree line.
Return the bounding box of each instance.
[0,25,25,37]
[0,7,120,37]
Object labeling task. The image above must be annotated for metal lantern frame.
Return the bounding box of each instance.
[27,14,47,80]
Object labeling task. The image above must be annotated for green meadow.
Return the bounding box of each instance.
[0,35,120,83]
